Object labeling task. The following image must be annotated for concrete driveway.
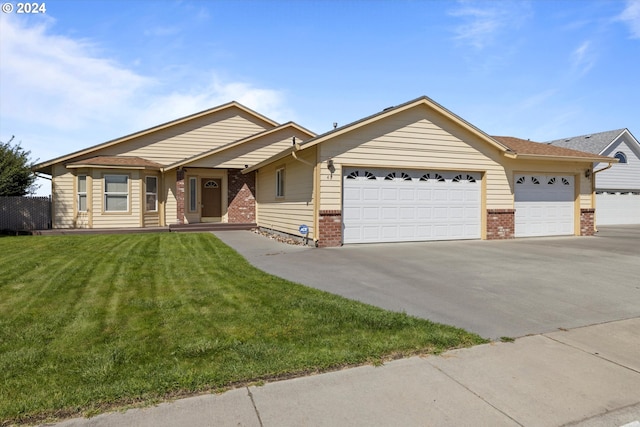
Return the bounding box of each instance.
[214,225,640,339]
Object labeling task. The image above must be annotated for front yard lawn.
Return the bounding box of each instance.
[0,233,485,425]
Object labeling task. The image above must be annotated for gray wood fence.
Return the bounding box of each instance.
[0,196,52,231]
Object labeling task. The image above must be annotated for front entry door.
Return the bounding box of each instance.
[201,178,222,218]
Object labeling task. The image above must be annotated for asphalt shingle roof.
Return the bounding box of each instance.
[66,156,163,169]
[492,136,612,160]
[545,129,625,154]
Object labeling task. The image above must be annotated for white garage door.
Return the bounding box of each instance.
[596,192,640,225]
[515,175,575,237]
[343,168,481,244]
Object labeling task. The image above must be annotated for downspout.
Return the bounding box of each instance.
[289,136,317,245]
[291,137,314,167]
[591,162,614,233]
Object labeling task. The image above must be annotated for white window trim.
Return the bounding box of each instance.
[145,176,158,213]
[77,175,87,212]
[276,167,285,198]
[104,174,129,213]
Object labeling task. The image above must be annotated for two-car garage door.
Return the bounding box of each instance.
[343,170,578,244]
[343,168,481,244]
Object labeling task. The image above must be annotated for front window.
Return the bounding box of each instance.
[146,176,158,212]
[189,177,197,212]
[104,175,128,212]
[77,175,87,212]
[276,167,285,198]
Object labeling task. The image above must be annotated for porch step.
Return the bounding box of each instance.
[169,223,257,232]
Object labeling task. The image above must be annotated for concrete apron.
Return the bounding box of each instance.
[53,318,640,427]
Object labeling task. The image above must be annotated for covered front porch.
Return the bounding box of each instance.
[174,167,256,226]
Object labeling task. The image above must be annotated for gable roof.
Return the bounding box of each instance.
[545,129,627,154]
[245,96,513,173]
[164,121,315,172]
[33,101,279,174]
[245,96,615,173]
[492,136,615,162]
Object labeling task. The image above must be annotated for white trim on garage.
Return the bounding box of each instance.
[343,168,481,244]
[595,191,640,225]
[515,174,575,237]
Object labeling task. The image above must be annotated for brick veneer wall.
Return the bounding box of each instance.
[176,169,185,224]
[318,210,342,248]
[486,209,515,240]
[227,170,256,223]
[580,208,595,236]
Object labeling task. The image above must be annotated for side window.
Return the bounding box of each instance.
[146,176,158,212]
[189,177,197,212]
[276,167,285,198]
[77,175,87,212]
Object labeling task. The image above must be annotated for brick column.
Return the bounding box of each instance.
[176,169,185,225]
[318,210,342,247]
[486,209,515,240]
[227,170,256,223]
[580,208,595,236]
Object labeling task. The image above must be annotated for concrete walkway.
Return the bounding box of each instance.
[51,317,640,427]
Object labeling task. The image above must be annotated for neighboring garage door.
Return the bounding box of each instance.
[596,192,640,225]
[515,175,574,237]
[343,168,481,244]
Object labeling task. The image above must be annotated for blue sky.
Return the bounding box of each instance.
[1,0,639,195]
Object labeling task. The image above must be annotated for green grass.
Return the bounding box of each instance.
[0,233,486,425]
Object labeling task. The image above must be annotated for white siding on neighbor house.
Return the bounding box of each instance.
[91,170,142,228]
[187,128,311,170]
[597,139,640,190]
[90,109,273,165]
[256,149,315,238]
[52,164,76,228]
[316,105,508,211]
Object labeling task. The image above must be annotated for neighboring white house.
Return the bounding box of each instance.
[547,129,640,226]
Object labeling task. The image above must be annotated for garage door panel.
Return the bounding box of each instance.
[596,192,640,225]
[363,188,379,200]
[515,174,574,237]
[343,168,481,243]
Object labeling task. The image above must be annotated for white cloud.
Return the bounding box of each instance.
[0,14,290,161]
[619,0,640,38]
[0,15,152,130]
[135,78,293,130]
[571,40,596,76]
[449,1,532,49]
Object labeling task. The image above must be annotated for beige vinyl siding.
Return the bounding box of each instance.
[163,171,178,225]
[52,164,76,228]
[256,149,316,238]
[144,213,160,227]
[316,105,509,211]
[90,108,272,165]
[91,170,142,228]
[187,128,311,169]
